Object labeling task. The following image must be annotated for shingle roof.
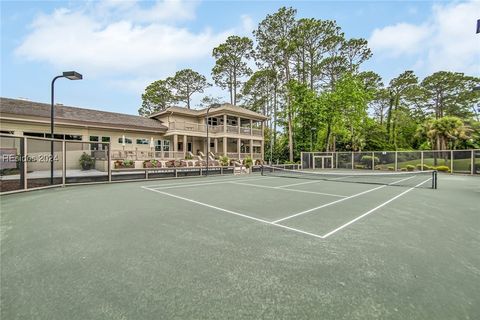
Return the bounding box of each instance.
[0,97,167,132]
[149,103,268,120]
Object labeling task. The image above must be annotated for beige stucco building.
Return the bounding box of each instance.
[0,97,266,163]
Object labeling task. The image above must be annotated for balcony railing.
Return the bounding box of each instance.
[111,150,185,160]
[226,125,238,133]
[169,121,263,136]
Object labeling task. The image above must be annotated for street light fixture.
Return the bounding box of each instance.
[205,104,221,176]
[311,127,317,151]
[50,71,83,184]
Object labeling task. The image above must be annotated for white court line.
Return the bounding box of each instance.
[275,180,323,188]
[145,176,274,190]
[272,175,416,224]
[143,175,268,188]
[141,186,326,239]
[230,181,347,198]
[321,178,431,238]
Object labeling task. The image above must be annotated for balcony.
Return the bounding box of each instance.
[168,121,263,137]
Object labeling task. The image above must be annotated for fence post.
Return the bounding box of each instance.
[351,152,354,170]
[394,151,398,171]
[108,143,112,182]
[22,137,28,190]
[371,151,374,171]
[300,152,303,169]
[450,150,453,174]
[62,140,66,186]
[421,151,424,171]
[471,150,474,175]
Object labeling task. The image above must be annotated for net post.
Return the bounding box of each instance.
[432,170,437,189]
[261,164,264,176]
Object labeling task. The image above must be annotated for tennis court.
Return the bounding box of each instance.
[1,169,479,319]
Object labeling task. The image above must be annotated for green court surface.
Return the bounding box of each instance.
[1,172,479,319]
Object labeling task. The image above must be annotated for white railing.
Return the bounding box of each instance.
[252,128,262,136]
[226,125,238,133]
[169,122,206,132]
[240,126,251,135]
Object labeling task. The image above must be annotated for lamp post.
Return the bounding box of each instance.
[311,127,317,151]
[205,104,220,176]
[50,71,83,184]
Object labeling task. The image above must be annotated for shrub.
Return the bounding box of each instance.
[435,165,450,172]
[79,152,94,170]
[185,154,193,160]
[123,159,134,168]
[143,159,161,168]
[360,155,379,169]
[219,156,229,166]
[374,165,382,170]
[400,167,407,171]
[114,159,134,169]
[406,165,415,171]
[243,157,253,169]
[354,164,365,169]
[387,166,395,171]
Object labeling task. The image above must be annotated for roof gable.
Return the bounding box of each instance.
[0,97,167,132]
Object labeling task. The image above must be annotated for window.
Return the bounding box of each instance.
[0,130,14,135]
[136,138,149,145]
[64,135,82,141]
[102,137,110,143]
[210,142,215,148]
[90,136,99,150]
[207,117,218,126]
[45,133,65,139]
[162,140,170,151]
[24,132,45,138]
[89,136,99,142]
[118,137,132,144]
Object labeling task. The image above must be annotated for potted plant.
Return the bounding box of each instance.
[79,152,94,170]
[243,157,253,173]
[219,156,229,167]
[123,159,134,168]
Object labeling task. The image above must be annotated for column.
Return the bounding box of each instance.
[237,117,241,134]
[250,119,253,135]
[237,138,241,160]
[260,140,264,161]
[223,138,227,157]
[183,135,187,158]
[173,134,178,153]
[250,139,253,159]
[214,138,218,154]
[223,114,227,133]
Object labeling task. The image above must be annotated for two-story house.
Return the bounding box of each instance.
[0,97,267,164]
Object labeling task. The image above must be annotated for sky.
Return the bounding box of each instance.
[1,0,479,115]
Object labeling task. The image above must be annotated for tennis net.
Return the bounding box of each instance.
[261,165,437,189]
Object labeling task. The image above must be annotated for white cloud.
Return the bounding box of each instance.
[368,0,480,75]
[15,0,231,80]
[369,23,431,56]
